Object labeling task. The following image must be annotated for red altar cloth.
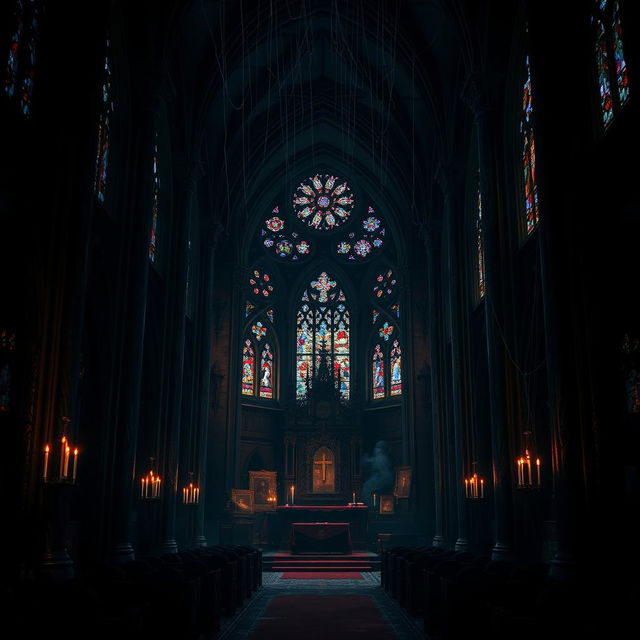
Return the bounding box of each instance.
[289,522,352,554]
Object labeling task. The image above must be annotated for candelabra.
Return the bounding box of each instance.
[516,432,541,490]
[464,463,485,500]
[182,472,200,505]
[43,419,80,484]
[140,458,161,499]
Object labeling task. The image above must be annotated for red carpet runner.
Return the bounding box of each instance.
[280,571,363,579]
[247,594,396,639]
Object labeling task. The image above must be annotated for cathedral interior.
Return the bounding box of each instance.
[1,1,639,638]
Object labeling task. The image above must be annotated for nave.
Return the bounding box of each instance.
[219,572,422,640]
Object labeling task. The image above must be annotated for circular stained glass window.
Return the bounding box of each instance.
[293,174,354,231]
[249,269,274,298]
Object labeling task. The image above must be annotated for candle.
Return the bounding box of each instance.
[72,448,78,482]
[141,477,145,498]
[480,478,485,499]
[59,436,66,479]
[291,485,295,505]
[43,445,50,481]
[63,445,70,478]
[352,492,356,504]
[373,493,377,507]
[536,458,541,485]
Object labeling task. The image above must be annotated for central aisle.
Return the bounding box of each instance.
[217,573,424,639]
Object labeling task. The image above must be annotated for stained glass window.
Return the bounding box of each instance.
[252,322,267,340]
[593,0,630,129]
[612,2,629,105]
[372,344,384,399]
[94,38,113,203]
[371,336,402,400]
[521,55,539,235]
[245,301,256,317]
[379,322,394,341]
[477,186,485,298]
[595,19,614,127]
[242,339,255,396]
[266,309,274,323]
[249,269,274,299]
[336,208,386,261]
[296,274,350,400]
[4,1,23,99]
[390,303,400,318]
[390,340,402,396]
[293,175,354,230]
[148,135,159,262]
[5,0,40,117]
[259,344,274,398]
[261,206,312,261]
[373,269,397,300]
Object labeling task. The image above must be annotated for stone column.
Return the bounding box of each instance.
[525,2,593,579]
[191,223,223,546]
[109,101,160,563]
[436,164,471,552]
[463,75,514,560]
[159,161,201,554]
[422,223,447,547]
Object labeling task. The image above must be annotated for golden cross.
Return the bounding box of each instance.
[315,453,333,482]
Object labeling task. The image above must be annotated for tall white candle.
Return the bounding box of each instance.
[43,445,50,481]
[59,437,66,479]
[72,448,78,482]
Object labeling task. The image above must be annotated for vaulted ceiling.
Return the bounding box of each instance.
[157,1,518,244]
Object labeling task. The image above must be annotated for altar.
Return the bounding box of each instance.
[290,522,352,554]
[276,505,369,549]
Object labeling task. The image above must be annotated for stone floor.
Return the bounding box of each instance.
[216,572,425,639]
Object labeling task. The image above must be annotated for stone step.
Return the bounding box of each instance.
[268,565,374,572]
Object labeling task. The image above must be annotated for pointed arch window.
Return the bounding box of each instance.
[370,267,402,400]
[94,38,113,202]
[4,0,41,117]
[296,272,350,401]
[477,182,485,298]
[242,328,277,400]
[371,337,402,400]
[592,0,630,129]
[241,339,255,396]
[521,55,539,235]
[242,267,278,400]
[149,133,159,262]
